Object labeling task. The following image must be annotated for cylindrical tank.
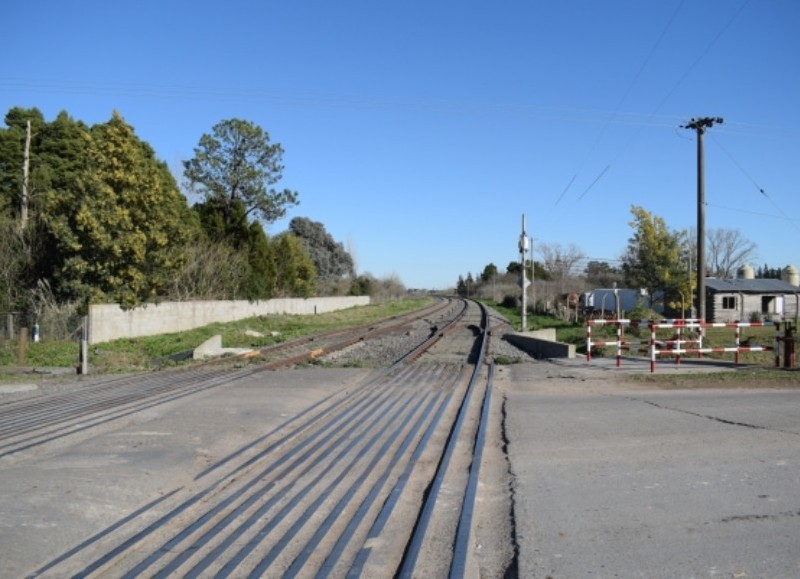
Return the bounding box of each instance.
[737,264,755,280]
[782,264,799,286]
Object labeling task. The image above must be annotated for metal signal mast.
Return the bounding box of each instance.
[519,214,530,331]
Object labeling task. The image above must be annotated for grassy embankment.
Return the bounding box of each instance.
[0,297,435,378]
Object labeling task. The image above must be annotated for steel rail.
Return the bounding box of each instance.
[0,370,242,458]
[293,371,460,578]
[450,362,494,578]
[65,363,453,578]
[67,368,427,578]
[27,298,500,578]
[131,379,422,578]
[397,299,491,578]
[344,364,470,578]
[394,297,470,364]
[0,299,458,459]
[240,296,456,369]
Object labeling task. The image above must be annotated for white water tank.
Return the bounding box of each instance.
[737,264,755,280]
[782,264,799,286]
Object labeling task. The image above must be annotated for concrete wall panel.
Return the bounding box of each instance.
[88,297,370,344]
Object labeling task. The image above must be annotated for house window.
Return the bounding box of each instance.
[722,296,737,310]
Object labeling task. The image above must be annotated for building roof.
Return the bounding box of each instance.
[705,278,800,294]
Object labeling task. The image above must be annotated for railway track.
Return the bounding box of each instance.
[9,298,515,577]
[0,298,457,460]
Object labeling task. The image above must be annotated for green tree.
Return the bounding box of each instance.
[349,274,375,296]
[193,196,251,246]
[242,221,276,300]
[42,112,194,307]
[183,118,298,229]
[1,108,93,308]
[1,109,88,221]
[456,275,467,296]
[0,215,26,310]
[30,112,91,283]
[480,263,498,283]
[272,233,316,297]
[465,273,474,296]
[621,206,686,310]
[584,260,623,287]
[0,108,46,219]
[289,217,355,283]
[757,264,781,279]
[506,260,548,280]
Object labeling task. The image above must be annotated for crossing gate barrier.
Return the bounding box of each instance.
[586,318,785,373]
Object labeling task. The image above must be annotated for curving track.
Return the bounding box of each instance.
[5,298,514,578]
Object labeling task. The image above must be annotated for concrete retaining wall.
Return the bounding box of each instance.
[503,330,576,359]
[88,296,371,345]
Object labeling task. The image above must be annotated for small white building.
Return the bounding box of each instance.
[705,265,800,323]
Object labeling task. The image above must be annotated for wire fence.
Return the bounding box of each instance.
[1,308,85,342]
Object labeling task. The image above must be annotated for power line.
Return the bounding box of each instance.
[555,0,686,205]
[0,77,689,127]
[554,173,577,206]
[577,165,611,200]
[708,134,800,234]
[705,202,796,221]
[571,0,751,203]
[709,133,764,193]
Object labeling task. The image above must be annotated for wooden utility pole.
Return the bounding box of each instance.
[682,117,723,323]
[20,120,31,232]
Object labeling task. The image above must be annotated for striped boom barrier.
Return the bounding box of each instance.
[588,318,783,373]
[647,319,780,373]
[586,319,647,367]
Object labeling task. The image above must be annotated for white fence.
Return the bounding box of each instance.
[88,296,370,345]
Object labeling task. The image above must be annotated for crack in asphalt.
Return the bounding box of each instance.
[720,509,800,524]
[500,393,520,579]
[622,396,800,436]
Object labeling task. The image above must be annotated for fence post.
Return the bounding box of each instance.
[79,316,89,375]
[586,322,592,361]
[784,322,796,369]
[649,321,656,373]
[18,327,28,367]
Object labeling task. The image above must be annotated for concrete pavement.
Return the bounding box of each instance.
[500,360,800,578]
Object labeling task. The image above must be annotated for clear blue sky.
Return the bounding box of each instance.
[3,0,798,290]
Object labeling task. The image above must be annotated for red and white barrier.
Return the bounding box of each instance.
[647,319,778,373]
[585,318,648,367]
[587,318,781,373]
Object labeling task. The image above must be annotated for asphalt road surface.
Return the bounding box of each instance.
[500,359,800,578]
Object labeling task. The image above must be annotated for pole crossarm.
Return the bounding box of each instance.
[681,117,724,132]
